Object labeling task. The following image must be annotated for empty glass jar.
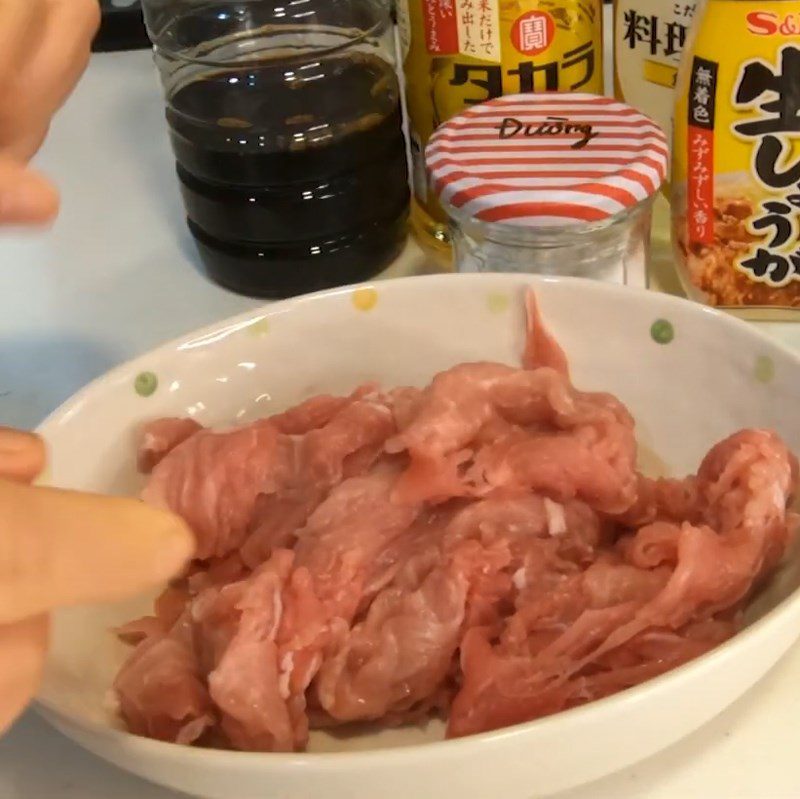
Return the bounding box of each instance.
[426,92,668,287]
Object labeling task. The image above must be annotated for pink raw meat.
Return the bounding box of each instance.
[300,398,395,485]
[137,417,203,473]
[206,551,302,752]
[142,422,296,560]
[314,564,467,722]
[615,474,700,528]
[446,427,797,738]
[269,383,381,435]
[114,613,214,745]
[522,290,570,377]
[270,396,351,435]
[293,464,420,620]
[117,288,798,752]
[240,395,396,569]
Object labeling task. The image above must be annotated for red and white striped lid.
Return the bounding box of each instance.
[426,93,668,228]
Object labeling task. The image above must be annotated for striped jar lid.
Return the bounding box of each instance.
[426,93,668,228]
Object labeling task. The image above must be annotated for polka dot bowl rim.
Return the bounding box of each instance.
[34,273,800,799]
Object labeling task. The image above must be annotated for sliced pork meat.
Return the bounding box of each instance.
[466,424,637,514]
[206,551,302,752]
[117,288,797,752]
[239,396,396,569]
[300,398,396,485]
[614,474,700,528]
[446,428,798,739]
[270,392,357,435]
[114,613,214,745]
[142,422,297,560]
[522,289,570,376]
[264,383,380,435]
[239,490,323,570]
[314,565,467,722]
[137,417,204,474]
[293,464,420,620]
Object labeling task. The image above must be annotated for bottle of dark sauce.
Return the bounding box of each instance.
[144,0,409,298]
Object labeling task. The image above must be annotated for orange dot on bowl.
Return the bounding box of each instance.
[352,287,378,312]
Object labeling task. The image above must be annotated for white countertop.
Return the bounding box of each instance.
[2,43,800,799]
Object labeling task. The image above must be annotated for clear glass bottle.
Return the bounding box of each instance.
[141,0,409,298]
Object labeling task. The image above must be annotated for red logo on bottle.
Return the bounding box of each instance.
[746,11,800,35]
[511,11,555,56]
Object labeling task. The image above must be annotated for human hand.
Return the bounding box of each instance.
[0,427,194,733]
[0,0,100,224]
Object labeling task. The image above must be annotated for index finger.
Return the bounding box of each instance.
[12,0,100,143]
[0,1,44,82]
[0,479,195,624]
[0,427,46,483]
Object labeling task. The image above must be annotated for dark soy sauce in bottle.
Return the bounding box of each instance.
[147,1,409,297]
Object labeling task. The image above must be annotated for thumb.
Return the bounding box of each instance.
[0,479,195,624]
[0,158,59,225]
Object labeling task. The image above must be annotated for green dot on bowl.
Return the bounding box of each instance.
[754,355,775,384]
[650,319,674,345]
[134,371,158,397]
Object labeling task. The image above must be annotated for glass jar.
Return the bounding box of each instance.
[450,201,654,283]
[141,0,409,298]
[426,92,667,286]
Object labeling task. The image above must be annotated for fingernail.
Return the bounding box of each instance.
[154,521,195,579]
[0,430,46,484]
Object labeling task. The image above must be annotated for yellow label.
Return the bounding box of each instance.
[399,0,604,222]
[642,59,678,89]
[456,0,503,61]
[672,0,800,314]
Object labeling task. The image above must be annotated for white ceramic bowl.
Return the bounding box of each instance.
[36,274,800,799]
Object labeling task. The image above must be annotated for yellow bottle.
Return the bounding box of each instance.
[397,0,604,264]
[672,0,800,318]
